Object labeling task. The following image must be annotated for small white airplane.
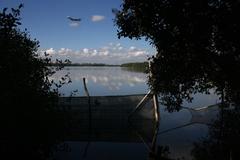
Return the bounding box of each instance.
[67,16,81,22]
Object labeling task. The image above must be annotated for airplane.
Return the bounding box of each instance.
[67,16,81,22]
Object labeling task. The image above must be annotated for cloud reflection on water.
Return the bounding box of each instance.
[51,67,148,96]
[51,66,219,107]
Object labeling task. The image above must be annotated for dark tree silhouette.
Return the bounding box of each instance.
[0,5,67,160]
[191,107,240,160]
[114,0,240,110]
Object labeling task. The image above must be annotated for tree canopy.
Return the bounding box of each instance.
[114,0,240,110]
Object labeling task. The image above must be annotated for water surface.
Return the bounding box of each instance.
[51,66,221,160]
[52,66,148,96]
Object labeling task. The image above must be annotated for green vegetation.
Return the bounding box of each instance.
[114,0,240,110]
[50,61,148,73]
[49,62,149,74]
[121,62,148,73]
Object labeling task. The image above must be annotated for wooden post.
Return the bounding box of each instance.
[83,77,91,116]
[83,77,90,97]
[128,90,152,119]
[82,77,92,157]
[149,60,160,159]
[83,78,91,131]
[148,61,160,122]
[153,94,159,122]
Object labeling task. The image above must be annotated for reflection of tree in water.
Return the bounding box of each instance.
[149,145,186,160]
[191,106,240,160]
[152,106,240,160]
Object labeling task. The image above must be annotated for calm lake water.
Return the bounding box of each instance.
[51,67,221,160]
[52,66,148,96]
[52,66,219,107]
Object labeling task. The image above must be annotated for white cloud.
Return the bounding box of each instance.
[118,46,123,50]
[59,48,72,55]
[39,43,152,64]
[129,51,145,56]
[69,22,80,27]
[83,48,89,54]
[46,48,55,55]
[91,15,105,22]
[99,50,109,56]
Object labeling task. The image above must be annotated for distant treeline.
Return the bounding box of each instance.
[49,62,120,67]
[49,62,149,72]
[121,62,148,73]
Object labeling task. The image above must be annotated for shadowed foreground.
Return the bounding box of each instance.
[58,95,156,143]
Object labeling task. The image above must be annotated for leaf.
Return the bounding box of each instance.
[19,4,24,9]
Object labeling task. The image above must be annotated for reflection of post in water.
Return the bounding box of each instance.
[82,77,91,158]
[58,76,159,159]
[149,94,160,159]
[128,61,160,159]
[127,90,160,159]
[83,77,90,110]
[149,129,159,160]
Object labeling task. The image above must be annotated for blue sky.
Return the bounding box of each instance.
[1,0,155,64]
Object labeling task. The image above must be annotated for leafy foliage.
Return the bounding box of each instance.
[114,0,240,110]
[0,5,67,160]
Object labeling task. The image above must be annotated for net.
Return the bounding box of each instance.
[184,104,220,125]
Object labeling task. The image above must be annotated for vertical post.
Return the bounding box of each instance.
[83,77,91,118]
[148,60,160,159]
[83,77,91,139]
[148,61,160,122]
[83,77,90,97]
[149,122,159,159]
[83,77,91,117]
[153,94,159,122]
